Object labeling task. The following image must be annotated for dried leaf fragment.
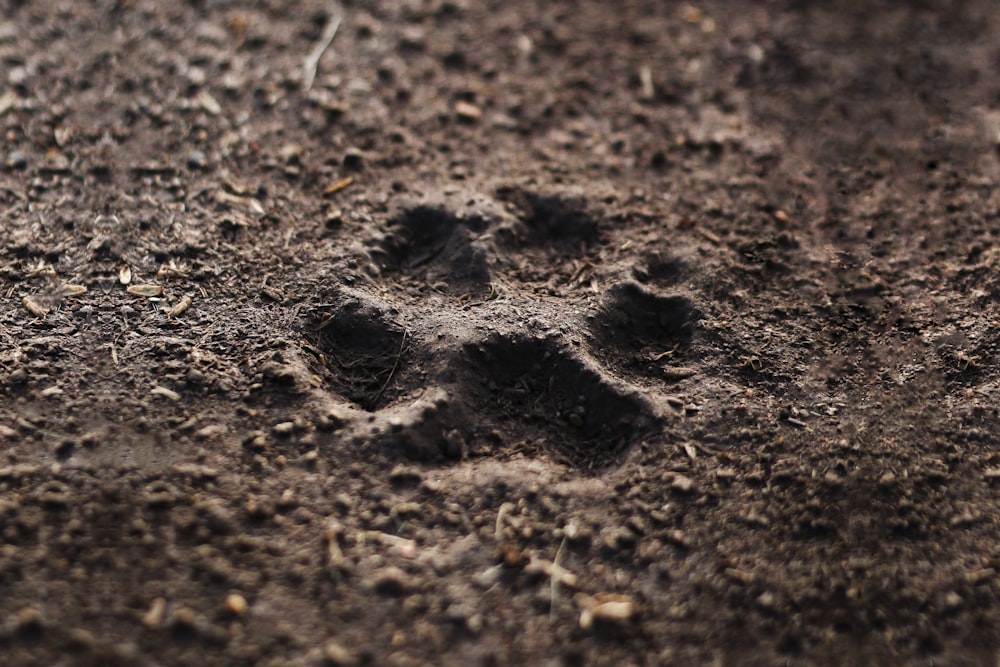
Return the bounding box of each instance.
[165,295,192,318]
[128,284,164,297]
[22,295,50,317]
[61,284,87,298]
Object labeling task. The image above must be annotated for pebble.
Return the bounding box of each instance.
[53,438,75,459]
[169,607,199,631]
[388,464,423,485]
[670,475,696,493]
[373,566,411,596]
[186,150,207,170]
[225,593,248,616]
[5,150,26,170]
[324,641,357,666]
[455,101,482,122]
[14,607,43,633]
[194,424,226,440]
[199,500,235,534]
[391,502,422,519]
[342,147,365,170]
[580,595,636,630]
[67,627,96,648]
[245,431,268,452]
[272,421,295,436]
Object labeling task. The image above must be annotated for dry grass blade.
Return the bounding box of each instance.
[323,176,354,196]
[302,7,342,92]
[372,328,408,405]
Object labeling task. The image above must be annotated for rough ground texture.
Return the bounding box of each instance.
[2,1,1000,665]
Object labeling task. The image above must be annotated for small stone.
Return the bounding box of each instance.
[44,150,70,171]
[625,515,646,535]
[279,143,303,164]
[244,431,268,452]
[225,594,248,616]
[5,150,26,170]
[195,90,222,116]
[342,147,364,170]
[324,641,357,666]
[670,475,696,493]
[373,566,411,596]
[186,150,207,170]
[579,594,636,630]
[194,424,226,440]
[272,421,295,436]
[392,502,422,519]
[67,627,96,648]
[297,450,319,468]
[388,464,423,485]
[14,607,43,633]
[53,438,75,460]
[756,591,777,609]
[454,100,482,122]
[169,607,199,630]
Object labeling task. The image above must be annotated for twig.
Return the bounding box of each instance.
[372,329,407,404]
[302,8,342,92]
[495,502,514,541]
[550,537,568,621]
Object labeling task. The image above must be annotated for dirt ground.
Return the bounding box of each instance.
[3,0,1000,665]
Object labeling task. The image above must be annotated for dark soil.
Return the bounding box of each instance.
[3,1,1000,665]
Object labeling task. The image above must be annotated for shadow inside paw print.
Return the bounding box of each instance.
[377,206,492,294]
[458,333,654,470]
[311,290,409,411]
[588,281,697,382]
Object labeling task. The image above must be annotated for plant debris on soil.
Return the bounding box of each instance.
[4,1,1000,665]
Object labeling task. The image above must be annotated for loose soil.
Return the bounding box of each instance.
[2,1,1000,665]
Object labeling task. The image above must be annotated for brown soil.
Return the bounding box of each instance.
[3,1,1000,665]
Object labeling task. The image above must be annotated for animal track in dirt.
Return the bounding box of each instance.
[497,188,601,256]
[309,290,409,411]
[634,252,688,287]
[588,281,697,382]
[458,333,654,470]
[375,205,493,294]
